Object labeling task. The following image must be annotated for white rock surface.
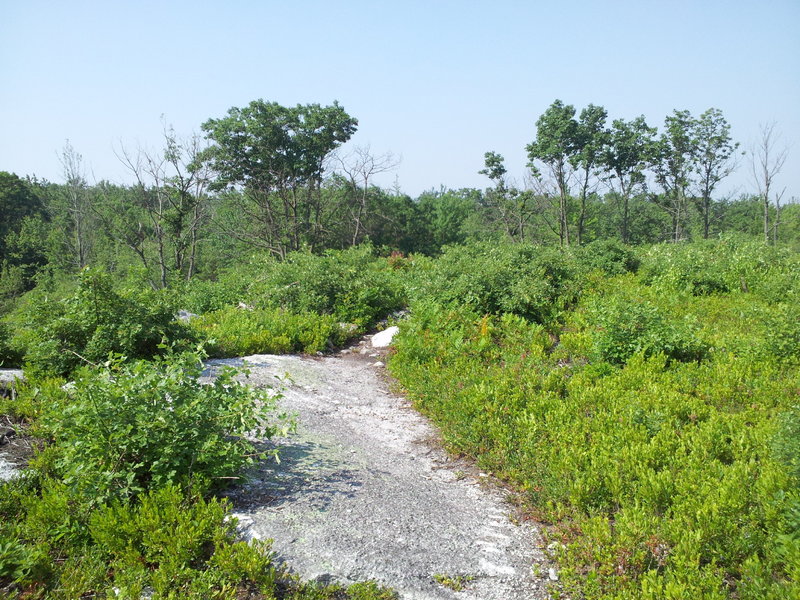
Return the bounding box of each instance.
[176,310,198,323]
[370,326,400,348]
[0,455,19,481]
[0,369,24,387]
[203,352,551,599]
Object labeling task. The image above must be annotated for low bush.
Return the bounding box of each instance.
[191,306,351,358]
[0,476,396,599]
[173,276,247,314]
[32,350,287,502]
[0,477,399,598]
[638,236,800,301]
[587,295,708,365]
[9,268,196,377]
[247,245,406,328]
[0,320,22,367]
[407,242,582,326]
[576,239,640,275]
[389,254,800,599]
[759,303,800,362]
[0,350,396,599]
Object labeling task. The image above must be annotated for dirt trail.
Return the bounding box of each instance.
[203,343,553,600]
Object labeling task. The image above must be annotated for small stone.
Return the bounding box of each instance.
[373,361,385,367]
[340,349,351,354]
[0,427,16,445]
[548,567,559,581]
[176,309,198,322]
[360,347,369,355]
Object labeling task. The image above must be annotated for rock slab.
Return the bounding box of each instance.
[204,353,550,600]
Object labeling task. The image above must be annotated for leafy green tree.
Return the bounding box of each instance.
[201,100,358,258]
[416,188,482,253]
[571,104,608,244]
[602,116,658,243]
[653,110,696,242]
[0,172,48,301]
[361,188,420,252]
[91,181,156,279]
[527,100,579,246]
[0,172,45,264]
[693,108,739,238]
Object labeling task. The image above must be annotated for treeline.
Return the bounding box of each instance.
[0,99,795,306]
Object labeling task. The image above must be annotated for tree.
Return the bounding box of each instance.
[602,116,657,243]
[110,125,211,288]
[416,187,481,253]
[334,145,398,246]
[201,100,358,258]
[653,110,696,242]
[0,172,45,263]
[750,122,788,244]
[527,100,579,246]
[55,140,93,269]
[0,172,48,299]
[480,152,536,242]
[571,104,608,244]
[692,108,739,239]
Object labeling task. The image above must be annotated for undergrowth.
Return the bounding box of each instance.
[3,238,798,598]
[389,239,800,599]
[0,350,394,599]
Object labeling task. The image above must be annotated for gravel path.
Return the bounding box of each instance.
[204,344,553,600]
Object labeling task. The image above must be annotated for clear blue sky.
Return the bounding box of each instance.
[2,0,798,199]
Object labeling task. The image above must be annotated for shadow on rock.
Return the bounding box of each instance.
[226,438,366,512]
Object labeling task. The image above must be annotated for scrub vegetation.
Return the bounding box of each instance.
[0,97,797,598]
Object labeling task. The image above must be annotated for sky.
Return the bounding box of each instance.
[1,0,798,200]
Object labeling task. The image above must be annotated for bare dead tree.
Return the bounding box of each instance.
[334,145,399,245]
[523,170,561,243]
[111,123,210,288]
[58,140,91,269]
[751,122,788,244]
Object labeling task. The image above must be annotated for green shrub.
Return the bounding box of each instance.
[587,296,708,365]
[0,320,22,367]
[247,245,406,328]
[408,242,582,325]
[760,304,800,362]
[10,268,196,377]
[191,306,350,358]
[389,250,800,598]
[88,484,277,598]
[576,239,640,275]
[0,479,282,599]
[638,237,800,301]
[39,351,288,502]
[173,276,246,314]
